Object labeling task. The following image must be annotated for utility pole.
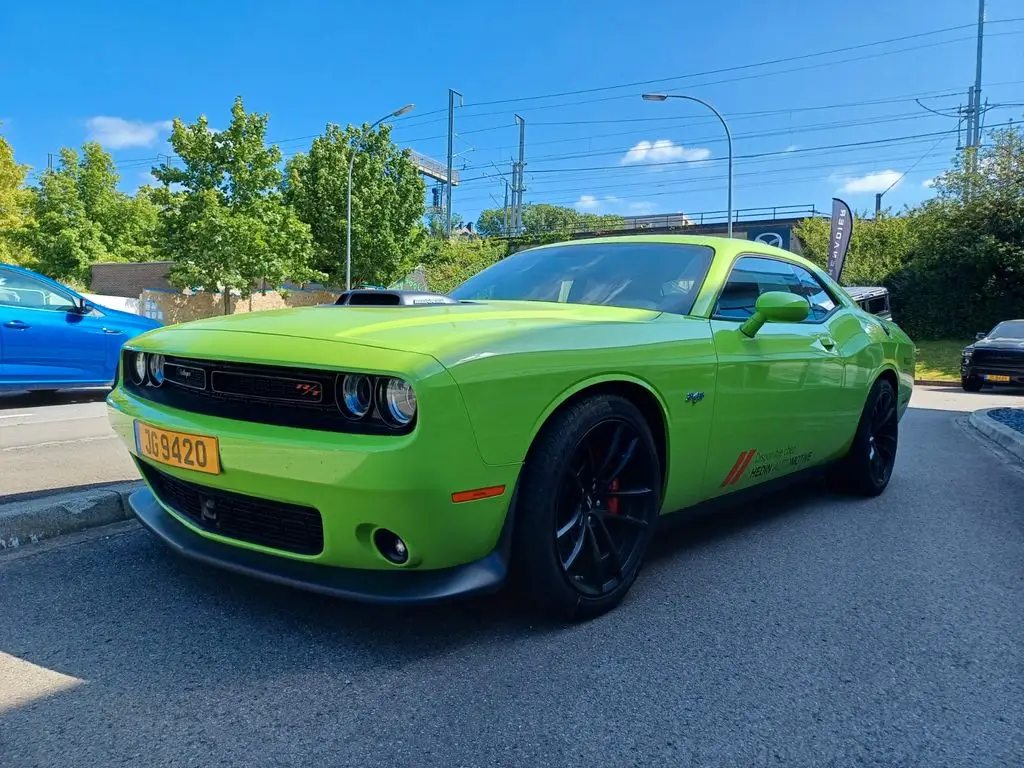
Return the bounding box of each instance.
[971,0,985,150]
[503,179,510,236]
[445,89,463,238]
[875,193,882,218]
[514,114,525,235]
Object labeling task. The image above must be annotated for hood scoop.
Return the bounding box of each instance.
[334,290,460,307]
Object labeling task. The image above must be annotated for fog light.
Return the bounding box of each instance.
[373,528,409,565]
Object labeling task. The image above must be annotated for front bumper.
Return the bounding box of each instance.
[129,488,510,603]
[961,363,1024,385]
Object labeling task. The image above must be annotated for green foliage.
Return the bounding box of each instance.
[27,148,107,283]
[418,235,508,294]
[0,133,34,265]
[795,126,1024,340]
[284,123,425,288]
[475,203,624,238]
[889,127,1024,339]
[20,142,160,282]
[154,96,322,306]
[794,211,917,287]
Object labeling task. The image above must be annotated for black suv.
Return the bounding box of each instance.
[961,319,1024,392]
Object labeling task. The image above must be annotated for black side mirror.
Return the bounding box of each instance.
[976,332,986,340]
[74,297,90,314]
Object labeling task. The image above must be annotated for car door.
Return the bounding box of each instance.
[0,267,111,386]
[705,255,846,497]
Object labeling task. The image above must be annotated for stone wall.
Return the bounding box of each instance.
[139,289,340,325]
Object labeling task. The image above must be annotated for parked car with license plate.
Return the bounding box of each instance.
[108,235,915,620]
[0,263,161,394]
[960,319,1024,391]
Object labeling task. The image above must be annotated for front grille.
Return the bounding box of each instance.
[123,353,412,435]
[972,348,1024,368]
[139,461,324,556]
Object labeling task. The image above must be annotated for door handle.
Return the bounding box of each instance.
[102,327,124,334]
[818,335,836,350]
[3,320,30,330]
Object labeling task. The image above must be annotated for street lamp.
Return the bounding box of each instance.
[641,93,733,238]
[346,103,415,290]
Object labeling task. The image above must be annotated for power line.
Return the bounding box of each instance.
[457,123,1014,181]
[394,22,1024,129]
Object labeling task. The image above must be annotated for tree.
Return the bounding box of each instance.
[0,132,34,266]
[27,148,107,283]
[284,123,426,288]
[153,96,321,311]
[418,237,508,294]
[22,142,160,281]
[794,211,917,287]
[888,127,1024,339]
[475,203,624,238]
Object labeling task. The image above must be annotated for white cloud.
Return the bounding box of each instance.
[922,177,936,189]
[837,169,903,194]
[85,116,172,149]
[784,144,799,153]
[573,194,656,215]
[621,139,711,165]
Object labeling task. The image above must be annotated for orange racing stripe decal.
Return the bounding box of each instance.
[721,449,758,487]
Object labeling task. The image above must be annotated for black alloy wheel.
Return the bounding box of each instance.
[829,377,899,497]
[512,395,661,621]
[555,419,658,598]
[866,382,898,488]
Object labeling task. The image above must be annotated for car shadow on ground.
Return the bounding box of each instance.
[0,388,110,410]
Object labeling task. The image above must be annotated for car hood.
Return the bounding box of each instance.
[968,338,1024,352]
[99,305,162,332]
[156,300,659,360]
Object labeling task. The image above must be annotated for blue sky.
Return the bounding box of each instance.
[2,0,1022,224]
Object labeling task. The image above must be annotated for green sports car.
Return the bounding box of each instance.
[107,235,915,620]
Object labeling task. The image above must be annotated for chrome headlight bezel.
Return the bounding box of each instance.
[147,354,165,387]
[337,374,374,420]
[130,351,148,385]
[377,377,417,427]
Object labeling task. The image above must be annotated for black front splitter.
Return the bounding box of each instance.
[128,488,509,605]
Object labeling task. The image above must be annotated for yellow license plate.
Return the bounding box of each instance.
[134,421,221,474]
[985,374,1011,382]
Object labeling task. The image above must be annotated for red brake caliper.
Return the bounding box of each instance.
[607,478,620,515]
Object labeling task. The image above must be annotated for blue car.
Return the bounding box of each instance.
[0,263,161,394]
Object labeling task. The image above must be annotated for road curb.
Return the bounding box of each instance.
[915,379,960,387]
[968,408,1024,463]
[0,482,142,551]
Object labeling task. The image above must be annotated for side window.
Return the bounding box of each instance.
[714,256,800,320]
[714,256,838,323]
[787,263,838,321]
[0,269,76,310]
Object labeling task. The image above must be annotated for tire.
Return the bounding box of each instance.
[829,377,899,497]
[961,375,983,392]
[511,395,662,621]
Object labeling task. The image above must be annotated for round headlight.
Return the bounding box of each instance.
[338,374,373,419]
[131,352,147,385]
[379,378,417,427]
[148,354,165,386]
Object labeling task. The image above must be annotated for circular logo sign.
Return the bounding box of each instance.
[754,232,784,248]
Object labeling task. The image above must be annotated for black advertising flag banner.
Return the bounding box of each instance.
[826,198,853,282]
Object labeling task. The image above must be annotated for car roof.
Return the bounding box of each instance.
[524,233,825,274]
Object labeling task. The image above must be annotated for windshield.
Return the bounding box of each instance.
[449,241,715,315]
[988,320,1024,339]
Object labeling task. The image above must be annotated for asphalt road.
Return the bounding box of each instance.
[1,387,1023,767]
[0,390,138,499]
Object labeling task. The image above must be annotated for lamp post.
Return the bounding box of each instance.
[641,93,733,238]
[346,103,415,290]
